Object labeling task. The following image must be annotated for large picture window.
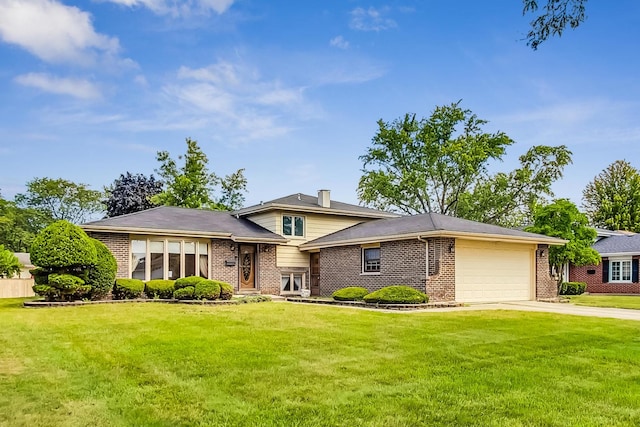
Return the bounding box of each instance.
[283,215,304,237]
[362,247,381,273]
[131,238,209,281]
[610,258,632,282]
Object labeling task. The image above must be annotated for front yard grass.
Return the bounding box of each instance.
[570,294,640,310]
[2,298,640,426]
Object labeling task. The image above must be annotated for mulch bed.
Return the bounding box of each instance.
[286,297,462,311]
[24,298,243,308]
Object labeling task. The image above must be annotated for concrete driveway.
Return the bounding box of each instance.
[427,301,640,321]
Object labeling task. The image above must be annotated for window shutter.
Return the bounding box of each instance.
[602,260,609,283]
[633,259,639,283]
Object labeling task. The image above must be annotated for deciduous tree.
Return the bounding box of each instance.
[153,138,247,210]
[582,160,640,232]
[15,178,103,224]
[525,199,600,287]
[357,102,513,216]
[0,245,22,278]
[104,172,163,217]
[457,145,572,227]
[523,0,587,50]
[0,192,45,252]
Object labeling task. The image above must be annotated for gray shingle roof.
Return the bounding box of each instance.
[82,206,286,242]
[593,234,640,254]
[301,212,565,248]
[234,193,399,218]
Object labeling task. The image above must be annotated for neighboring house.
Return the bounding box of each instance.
[13,253,34,279]
[569,230,640,294]
[0,253,35,299]
[82,190,564,303]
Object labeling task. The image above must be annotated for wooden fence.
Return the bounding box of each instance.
[0,279,35,298]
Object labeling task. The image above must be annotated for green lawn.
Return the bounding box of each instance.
[2,299,640,426]
[570,294,640,310]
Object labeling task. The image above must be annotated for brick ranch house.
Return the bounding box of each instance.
[569,230,640,294]
[82,190,565,303]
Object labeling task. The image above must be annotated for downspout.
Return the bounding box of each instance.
[417,237,429,293]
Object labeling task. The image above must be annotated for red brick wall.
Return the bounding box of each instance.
[211,239,239,288]
[318,239,430,298]
[571,257,640,293]
[535,244,557,299]
[88,232,129,278]
[426,238,456,301]
[257,244,281,294]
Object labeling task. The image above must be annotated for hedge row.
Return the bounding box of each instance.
[332,285,429,304]
[113,276,234,301]
[560,281,587,295]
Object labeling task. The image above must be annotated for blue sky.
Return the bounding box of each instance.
[1,1,639,209]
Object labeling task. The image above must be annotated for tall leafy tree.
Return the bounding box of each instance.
[457,145,572,227]
[153,138,247,210]
[526,199,600,288]
[15,178,103,224]
[0,192,46,252]
[582,160,640,232]
[358,101,514,216]
[104,172,163,217]
[523,0,588,50]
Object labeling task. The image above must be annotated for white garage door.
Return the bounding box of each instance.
[455,240,535,303]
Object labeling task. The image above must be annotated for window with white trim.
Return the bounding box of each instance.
[130,237,209,281]
[362,247,381,273]
[610,258,632,282]
[282,215,304,237]
[281,273,305,293]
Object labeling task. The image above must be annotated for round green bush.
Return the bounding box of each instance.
[332,286,370,301]
[174,275,205,290]
[218,281,234,300]
[85,238,117,300]
[113,278,145,299]
[30,220,97,268]
[145,279,175,299]
[560,281,587,296]
[174,286,195,300]
[48,273,91,300]
[363,285,428,304]
[194,279,221,300]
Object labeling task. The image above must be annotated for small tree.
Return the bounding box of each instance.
[582,160,640,232]
[526,199,601,288]
[30,220,100,301]
[0,245,22,278]
[104,172,163,217]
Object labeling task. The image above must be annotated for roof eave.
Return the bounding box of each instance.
[598,251,640,257]
[299,230,567,251]
[235,203,399,219]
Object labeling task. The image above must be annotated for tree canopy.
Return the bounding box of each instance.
[526,199,600,287]
[582,160,640,232]
[523,0,588,49]
[357,102,571,227]
[15,177,103,224]
[457,145,572,227]
[104,172,163,217]
[0,245,22,278]
[153,138,247,210]
[357,101,514,216]
[0,193,46,252]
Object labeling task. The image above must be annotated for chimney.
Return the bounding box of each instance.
[318,189,330,208]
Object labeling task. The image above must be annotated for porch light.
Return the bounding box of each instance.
[448,242,455,253]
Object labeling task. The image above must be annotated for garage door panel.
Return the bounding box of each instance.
[455,240,534,303]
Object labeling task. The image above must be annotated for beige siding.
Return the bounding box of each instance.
[455,239,535,303]
[277,245,309,267]
[246,212,278,233]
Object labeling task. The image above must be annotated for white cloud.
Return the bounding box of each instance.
[103,0,235,16]
[350,7,396,32]
[14,73,101,99]
[329,35,349,49]
[0,0,120,65]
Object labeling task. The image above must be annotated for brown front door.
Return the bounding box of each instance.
[239,245,256,289]
[310,252,320,296]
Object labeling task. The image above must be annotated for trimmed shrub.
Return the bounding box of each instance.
[48,273,90,300]
[174,286,195,300]
[560,281,587,296]
[363,285,428,304]
[194,279,221,300]
[30,220,97,268]
[30,268,50,285]
[145,280,175,299]
[174,276,205,290]
[113,278,145,299]
[219,281,234,300]
[85,238,117,300]
[238,295,271,303]
[32,284,54,300]
[332,286,369,301]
